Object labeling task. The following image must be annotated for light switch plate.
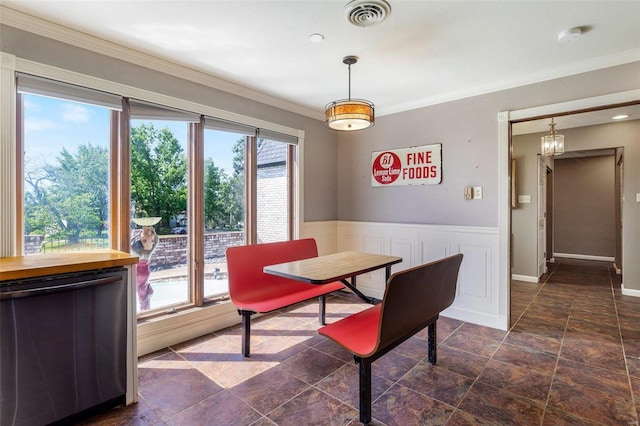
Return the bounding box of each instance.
[518,195,531,204]
[473,187,483,199]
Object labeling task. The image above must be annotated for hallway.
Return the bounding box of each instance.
[83,258,639,425]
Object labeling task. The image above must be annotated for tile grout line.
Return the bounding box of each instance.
[538,281,574,426]
[536,260,570,426]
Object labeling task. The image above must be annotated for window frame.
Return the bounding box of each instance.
[16,85,120,256]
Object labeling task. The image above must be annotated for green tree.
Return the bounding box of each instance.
[226,174,244,228]
[24,144,108,243]
[130,123,187,226]
[228,138,247,229]
[202,137,247,231]
[204,158,227,228]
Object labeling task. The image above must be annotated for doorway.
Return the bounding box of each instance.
[499,94,640,330]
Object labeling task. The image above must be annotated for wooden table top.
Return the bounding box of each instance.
[0,250,139,281]
[264,251,402,284]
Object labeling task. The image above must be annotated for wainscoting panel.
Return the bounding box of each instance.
[362,236,385,282]
[322,221,503,330]
[456,243,493,311]
[391,238,416,274]
[300,220,337,255]
[421,240,451,264]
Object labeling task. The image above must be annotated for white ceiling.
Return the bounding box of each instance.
[2,0,640,120]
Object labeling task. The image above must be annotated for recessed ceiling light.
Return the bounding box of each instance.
[612,114,629,120]
[558,27,582,43]
[309,33,324,43]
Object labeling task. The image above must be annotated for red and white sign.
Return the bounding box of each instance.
[371,144,442,187]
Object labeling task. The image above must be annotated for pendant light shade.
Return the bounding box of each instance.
[325,56,375,131]
[541,117,564,156]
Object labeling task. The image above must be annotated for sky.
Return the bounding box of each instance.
[23,93,238,175]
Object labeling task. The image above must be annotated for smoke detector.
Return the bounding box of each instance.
[558,27,582,43]
[344,0,391,27]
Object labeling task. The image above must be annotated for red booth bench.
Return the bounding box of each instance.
[319,253,463,425]
[226,238,345,357]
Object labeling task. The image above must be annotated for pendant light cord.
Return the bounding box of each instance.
[348,63,352,101]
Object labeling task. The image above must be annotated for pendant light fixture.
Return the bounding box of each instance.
[325,55,375,131]
[541,117,564,156]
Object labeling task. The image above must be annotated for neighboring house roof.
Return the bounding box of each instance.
[257,139,287,168]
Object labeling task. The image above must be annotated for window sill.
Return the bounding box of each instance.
[136,300,240,357]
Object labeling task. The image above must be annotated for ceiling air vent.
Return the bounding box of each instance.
[344,0,391,27]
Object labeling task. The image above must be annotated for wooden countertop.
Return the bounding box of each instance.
[0,250,139,281]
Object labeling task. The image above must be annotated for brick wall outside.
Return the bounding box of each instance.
[149,231,244,271]
[24,235,45,255]
[23,231,244,271]
[257,165,287,243]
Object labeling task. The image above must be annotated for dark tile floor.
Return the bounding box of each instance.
[84,258,640,425]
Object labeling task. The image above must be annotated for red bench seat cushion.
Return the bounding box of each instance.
[318,304,381,357]
[233,279,345,313]
[227,239,345,313]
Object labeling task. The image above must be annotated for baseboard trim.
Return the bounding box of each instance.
[621,284,640,298]
[511,274,539,283]
[442,307,508,331]
[554,253,614,262]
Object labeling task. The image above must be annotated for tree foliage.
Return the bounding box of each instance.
[130,123,187,226]
[204,138,244,230]
[24,144,108,242]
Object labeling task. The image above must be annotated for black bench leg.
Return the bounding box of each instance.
[356,356,373,425]
[319,295,326,325]
[428,321,437,364]
[240,310,254,357]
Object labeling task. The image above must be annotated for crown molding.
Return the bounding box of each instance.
[377,49,640,117]
[0,6,325,121]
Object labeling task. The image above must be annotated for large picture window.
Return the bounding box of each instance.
[201,120,251,300]
[15,75,300,318]
[128,100,198,312]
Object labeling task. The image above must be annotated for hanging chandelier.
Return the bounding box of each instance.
[325,56,375,131]
[541,117,564,156]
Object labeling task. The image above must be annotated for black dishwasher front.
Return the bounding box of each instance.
[0,267,128,426]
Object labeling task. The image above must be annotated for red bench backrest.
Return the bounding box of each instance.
[226,238,319,299]
[378,253,463,349]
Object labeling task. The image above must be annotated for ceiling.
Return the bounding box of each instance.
[2,1,639,120]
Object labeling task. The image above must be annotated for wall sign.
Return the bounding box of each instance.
[371,144,442,187]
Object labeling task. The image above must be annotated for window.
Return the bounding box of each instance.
[127,109,299,314]
[15,73,300,318]
[128,100,198,312]
[202,119,251,300]
[17,74,121,256]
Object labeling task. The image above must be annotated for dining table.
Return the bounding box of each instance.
[263,251,402,304]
